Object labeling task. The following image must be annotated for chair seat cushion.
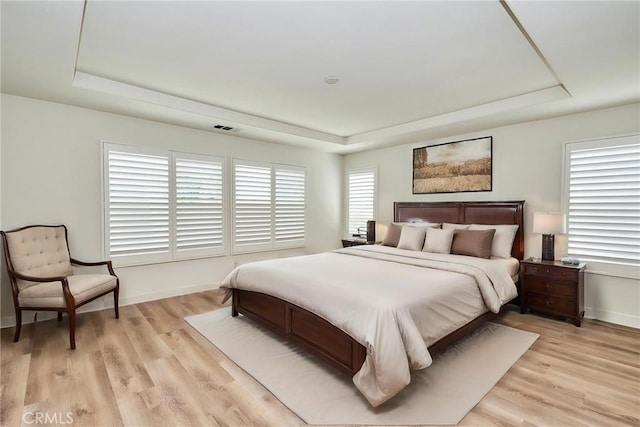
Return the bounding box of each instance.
[18,274,117,308]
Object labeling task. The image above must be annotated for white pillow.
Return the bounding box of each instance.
[423,228,455,254]
[469,224,519,258]
[442,223,470,230]
[397,226,427,251]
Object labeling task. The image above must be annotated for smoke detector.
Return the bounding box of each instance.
[323,75,340,85]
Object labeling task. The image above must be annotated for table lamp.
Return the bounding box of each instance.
[366,220,376,243]
[533,212,566,261]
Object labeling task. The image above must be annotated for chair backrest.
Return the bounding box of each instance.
[1,225,73,291]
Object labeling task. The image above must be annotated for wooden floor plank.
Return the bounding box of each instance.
[98,325,155,395]
[0,352,31,426]
[119,305,172,363]
[58,348,124,426]
[23,318,78,406]
[1,290,637,426]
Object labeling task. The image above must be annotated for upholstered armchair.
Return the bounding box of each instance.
[1,225,119,349]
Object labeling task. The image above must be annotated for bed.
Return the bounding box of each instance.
[221,200,524,406]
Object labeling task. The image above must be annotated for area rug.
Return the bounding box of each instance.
[186,308,538,425]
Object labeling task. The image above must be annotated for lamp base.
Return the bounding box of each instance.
[541,234,555,261]
[366,220,376,243]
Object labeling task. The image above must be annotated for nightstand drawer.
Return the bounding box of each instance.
[524,264,578,281]
[525,276,577,298]
[525,292,575,315]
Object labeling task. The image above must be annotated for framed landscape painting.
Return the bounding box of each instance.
[412,136,492,194]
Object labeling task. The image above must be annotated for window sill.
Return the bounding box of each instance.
[111,252,228,269]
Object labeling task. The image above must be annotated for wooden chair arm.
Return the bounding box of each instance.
[10,270,68,283]
[10,272,73,301]
[70,258,109,267]
[70,258,116,276]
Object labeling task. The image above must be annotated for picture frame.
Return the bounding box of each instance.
[412,136,492,194]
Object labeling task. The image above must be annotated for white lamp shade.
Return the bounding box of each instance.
[533,212,567,235]
[376,223,388,240]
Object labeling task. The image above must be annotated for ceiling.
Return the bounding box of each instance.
[2,1,639,154]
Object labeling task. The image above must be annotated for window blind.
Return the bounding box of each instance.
[566,137,640,266]
[275,167,305,244]
[347,169,376,236]
[233,162,273,250]
[232,161,306,252]
[106,150,170,259]
[175,156,224,254]
[104,143,227,265]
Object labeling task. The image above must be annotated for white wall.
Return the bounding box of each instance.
[2,94,638,328]
[0,94,343,326]
[344,103,640,328]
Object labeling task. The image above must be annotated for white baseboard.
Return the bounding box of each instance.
[0,282,218,329]
[584,307,640,329]
[118,282,218,307]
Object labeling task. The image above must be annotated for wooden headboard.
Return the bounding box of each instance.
[394,201,525,260]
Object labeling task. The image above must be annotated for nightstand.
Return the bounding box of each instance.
[341,238,374,248]
[520,258,586,326]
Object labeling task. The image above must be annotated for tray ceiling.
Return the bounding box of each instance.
[1,1,638,153]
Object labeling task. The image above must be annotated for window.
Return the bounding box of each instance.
[233,162,272,251]
[232,160,306,253]
[274,167,306,244]
[347,168,376,237]
[105,146,170,263]
[564,134,640,269]
[174,154,225,257]
[103,143,225,265]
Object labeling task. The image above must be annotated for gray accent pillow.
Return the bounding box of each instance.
[397,226,427,251]
[451,229,496,259]
[423,228,455,254]
[382,223,403,247]
[469,224,519,259]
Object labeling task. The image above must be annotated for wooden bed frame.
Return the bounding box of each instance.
[231,200,525,376]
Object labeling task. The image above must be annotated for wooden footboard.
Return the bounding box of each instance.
[232,288,496,376]
[232,288,367,375]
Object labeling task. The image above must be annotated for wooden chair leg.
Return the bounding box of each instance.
[13,309,22,342]
[113,288,119,319]
[67,308,76,350]
[57,312,63,322]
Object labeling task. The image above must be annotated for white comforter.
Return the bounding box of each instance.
[220,245,518,406]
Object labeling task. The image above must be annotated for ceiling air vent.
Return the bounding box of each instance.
[212,124,238,132]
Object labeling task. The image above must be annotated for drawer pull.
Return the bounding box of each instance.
[546,283,550,289]
[546,300,551,306]
[546,269,550,273]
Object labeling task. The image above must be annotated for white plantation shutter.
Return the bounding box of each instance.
[232,160,306,252]
[275,166,305,246]
[175,155,224,256]
[104,143,228,265]
[233,161,273,251]
[105,147,170,261]
[347,168,376,236]
[565,135,640,267]
[104,145,307,261]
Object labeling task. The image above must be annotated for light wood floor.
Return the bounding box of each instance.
[1,290,638,427]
